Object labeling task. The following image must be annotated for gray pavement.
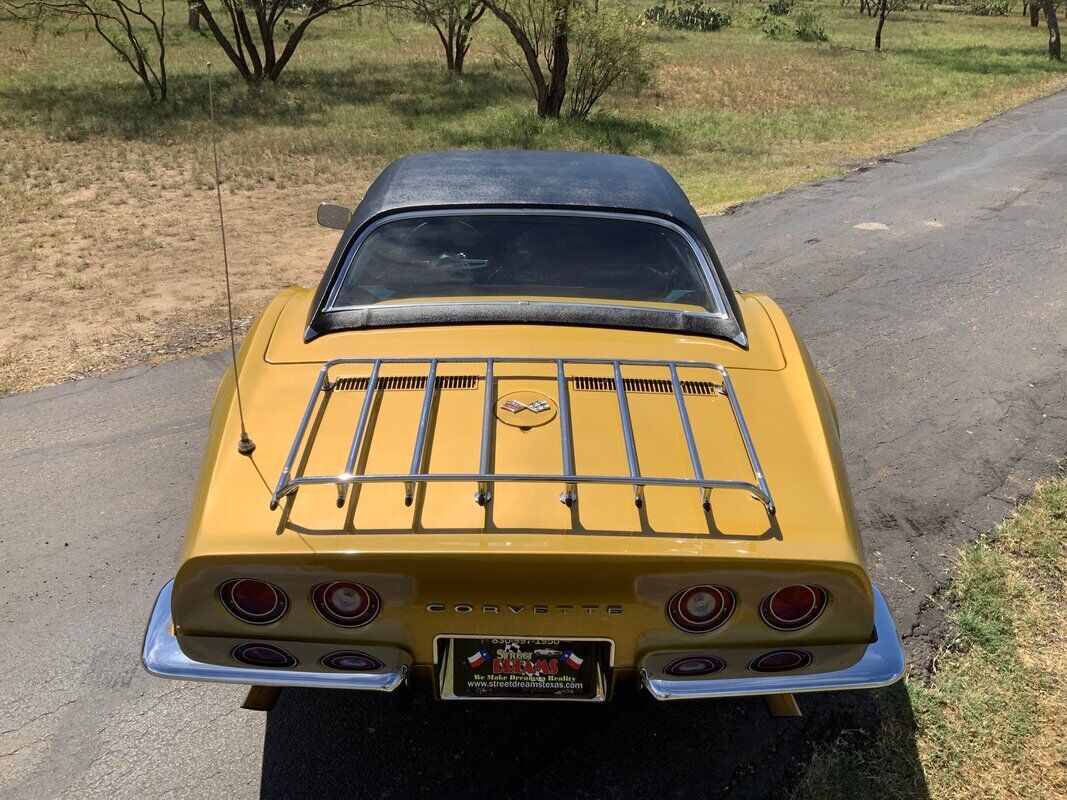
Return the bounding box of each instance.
[2,91,1065,799]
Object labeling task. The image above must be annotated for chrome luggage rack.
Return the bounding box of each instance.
[269,357,775,516]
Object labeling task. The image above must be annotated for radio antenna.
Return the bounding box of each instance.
[208,62,255,456]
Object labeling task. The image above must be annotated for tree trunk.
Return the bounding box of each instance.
[1043,0,1061,59]
[195,2,255,81]
[542,9,569,118]
[188,5,201,31]
[454,35,467,74]
[1030,0,1041,25]
[874,0,888,51]
[485,3,554,115]
[268,12,324,80]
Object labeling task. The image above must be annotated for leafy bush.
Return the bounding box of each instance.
[761,16,792,37]
[759,4,828,42]
[765,0,795,15]
[569,3,654,119]
[792,5,828,41]
[643,0,732,31]
[970,1,1010,14]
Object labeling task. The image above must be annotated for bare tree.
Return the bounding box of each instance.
[408,0,485,74]
[485,0,573,118]
[188,0,200,29]
[1043,0,1061,58]
[2,0,168,100]
[190,0,374,83]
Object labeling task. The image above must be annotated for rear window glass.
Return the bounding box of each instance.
[325,213,723,315]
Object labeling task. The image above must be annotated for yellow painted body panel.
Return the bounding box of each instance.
[172,287,871,675]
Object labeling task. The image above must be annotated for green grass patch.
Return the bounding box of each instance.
[791,477,1067,800]
[1,3,1066,209]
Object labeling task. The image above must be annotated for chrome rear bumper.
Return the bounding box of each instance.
[143,580,903,700]
[640,586,905,701]
[141,581,410,691]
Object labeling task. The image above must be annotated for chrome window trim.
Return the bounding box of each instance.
[322,208,731,321]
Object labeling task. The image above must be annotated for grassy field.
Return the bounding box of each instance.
[791,476,1067,800]
[2,2,1067,393]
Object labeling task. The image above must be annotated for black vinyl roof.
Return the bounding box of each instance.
[307,151,745,345]
[346,150,708,237]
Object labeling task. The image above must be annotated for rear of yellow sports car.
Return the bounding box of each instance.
[142,150,903,704]
[144,287,902,702]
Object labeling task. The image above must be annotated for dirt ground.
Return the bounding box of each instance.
[0,131,357,394]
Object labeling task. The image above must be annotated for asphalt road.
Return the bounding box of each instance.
[3,92,1065,799]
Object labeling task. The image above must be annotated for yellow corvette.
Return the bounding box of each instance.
[142,151,904,707]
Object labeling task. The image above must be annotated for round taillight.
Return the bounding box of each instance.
[232,643,297,668]
[321,651,384,672]
[749,649,813,673]
[312,581,380,627]
[219,579,288,624]
[663,655,726,677]
[668,585,735,633]
[760,585,828,630]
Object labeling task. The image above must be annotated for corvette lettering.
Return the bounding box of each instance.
[427,602,622,615]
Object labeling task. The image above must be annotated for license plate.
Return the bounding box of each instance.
[438,637,607,701]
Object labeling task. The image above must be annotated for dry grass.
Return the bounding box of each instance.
[791,476,1067,800]
[1,3,1066,393]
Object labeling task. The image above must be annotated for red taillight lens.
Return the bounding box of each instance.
[668,585,735,633]
[312,581,380,627]
[760,584,828,630]
[232,643,297,668]
[749,649,813,673]
[219,579,288,624]
[321,651,384,672]
[664,656,726,677]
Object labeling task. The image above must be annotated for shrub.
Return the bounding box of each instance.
[970,1,1010,14]
[643,0,732,31]
[761,16,792,37]
[766,0,795,15]
[569,3,654,119]
[760,4,828,42]
[792,5,828,40]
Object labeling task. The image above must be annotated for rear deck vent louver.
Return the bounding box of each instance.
[331,375,480,392]
[571,377,720,396]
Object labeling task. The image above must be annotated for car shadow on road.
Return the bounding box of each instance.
[259,681,929,800]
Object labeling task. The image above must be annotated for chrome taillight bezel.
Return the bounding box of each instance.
[759,584,828,631]
[663,655,727,677]
[667,585,736,633]
[312,581,381,628]
[748,649,813,673]
[320,651,385,672]
[231,642,298,668]
[219,579,288,625]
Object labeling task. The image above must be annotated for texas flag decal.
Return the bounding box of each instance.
[467,648,490,668]
[562,650,584,670]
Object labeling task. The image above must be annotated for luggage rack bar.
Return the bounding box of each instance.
[269,357,775,517]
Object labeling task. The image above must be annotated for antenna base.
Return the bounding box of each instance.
[237,435,256,456]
